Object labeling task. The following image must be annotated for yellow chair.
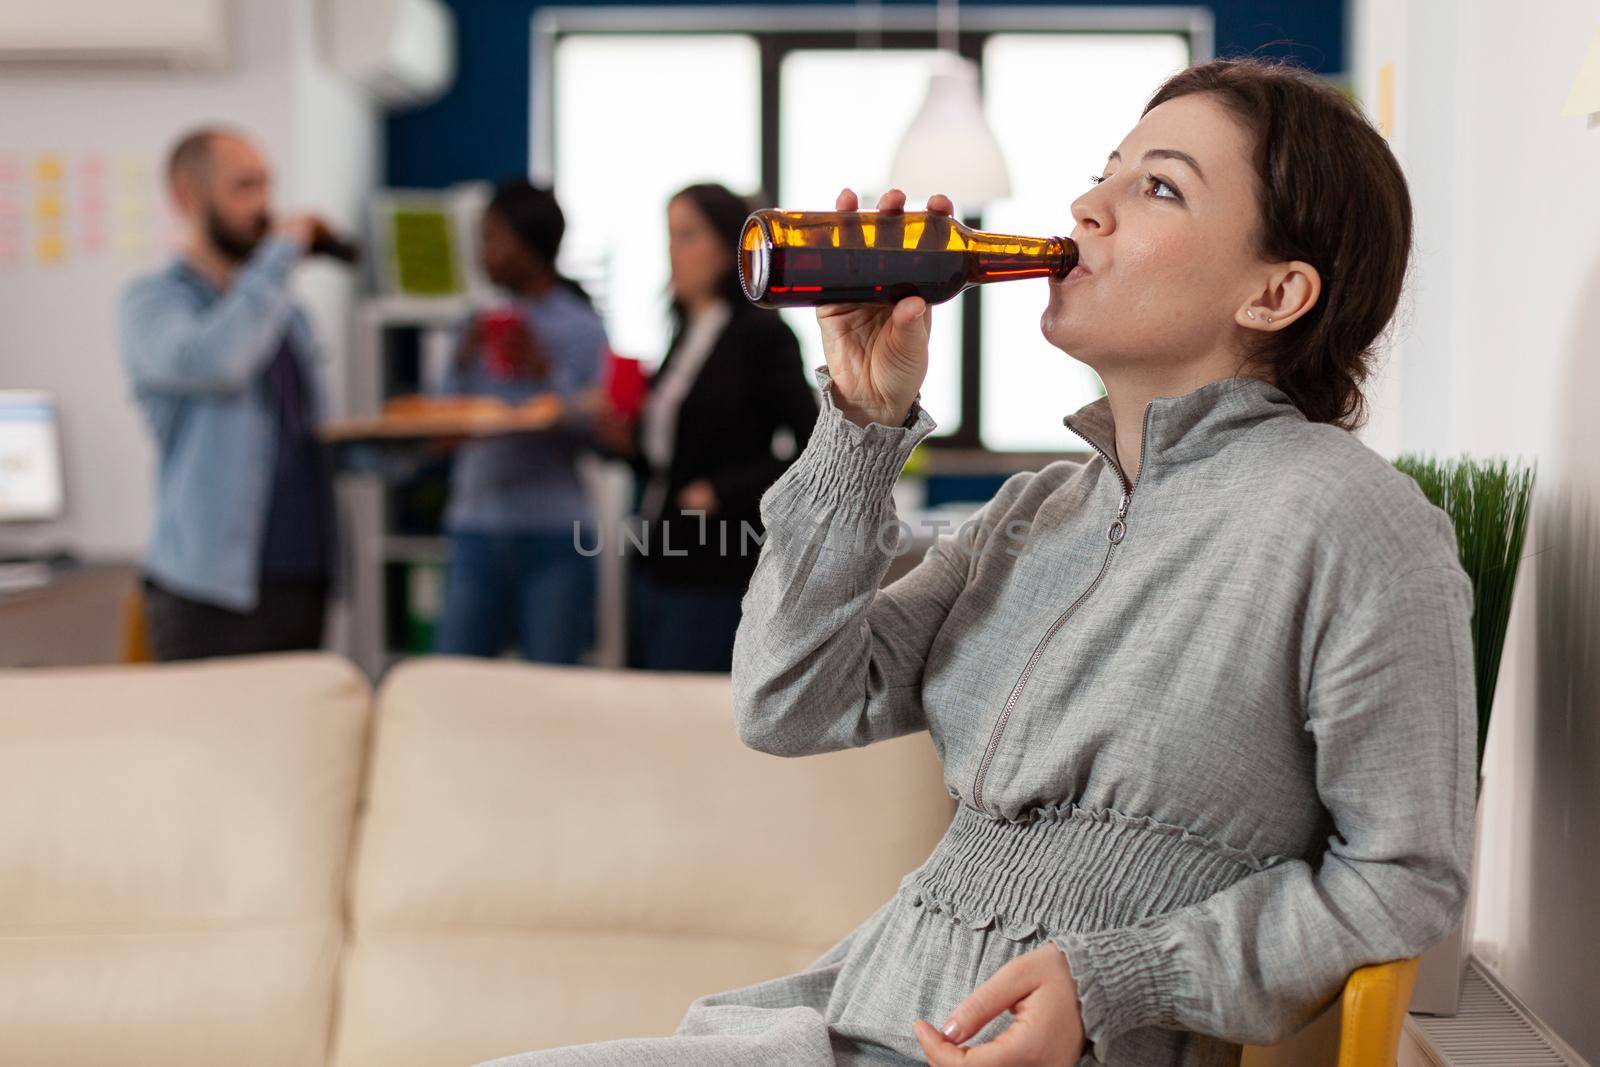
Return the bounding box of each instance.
[1243,957,1421,1067]
[1336,958,1421,1067]
[120,585,153,663]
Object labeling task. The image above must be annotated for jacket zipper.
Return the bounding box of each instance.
[969,404,1153,817]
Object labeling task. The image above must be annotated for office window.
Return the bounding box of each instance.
[540,15,1200,450]
[551,35,762,368]
[979,33,1190,451]
[779,49,962,435]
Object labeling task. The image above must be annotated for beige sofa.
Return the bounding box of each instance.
[0,653,952,1066]
[1,653,1364,1066]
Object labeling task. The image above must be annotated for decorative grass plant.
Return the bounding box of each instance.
[1393,455,1536,776]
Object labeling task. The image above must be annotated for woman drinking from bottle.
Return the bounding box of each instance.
[484,58,1475,1067]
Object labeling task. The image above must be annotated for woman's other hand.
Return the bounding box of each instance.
[817,187,951,429]
[589,404,636,459]
[912,942,1086,1067]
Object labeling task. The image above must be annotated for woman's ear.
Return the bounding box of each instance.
[1235,261,1322,332]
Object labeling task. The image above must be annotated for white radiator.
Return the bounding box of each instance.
[1406,960,1584,1067]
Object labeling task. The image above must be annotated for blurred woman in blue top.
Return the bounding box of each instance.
[433,180,607,664]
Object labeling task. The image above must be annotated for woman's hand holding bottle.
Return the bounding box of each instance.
[817,187,951,429]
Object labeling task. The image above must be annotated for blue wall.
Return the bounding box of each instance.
[386,0,1346,188]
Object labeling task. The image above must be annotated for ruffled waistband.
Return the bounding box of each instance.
[902,803,1272,942]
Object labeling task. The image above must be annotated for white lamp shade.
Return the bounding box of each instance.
[887,53,1012,210]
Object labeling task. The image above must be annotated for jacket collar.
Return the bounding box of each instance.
[1062,376,1305,485]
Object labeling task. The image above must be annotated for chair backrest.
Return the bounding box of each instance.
[1339,958,1421,1067]
[1242,957,1422,1067]
[331,658,954,1067]
[0,654,371,1067]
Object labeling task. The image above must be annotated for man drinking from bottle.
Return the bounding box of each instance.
[119,126,343,661]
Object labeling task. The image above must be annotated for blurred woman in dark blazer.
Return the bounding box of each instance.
[602,183,818,672]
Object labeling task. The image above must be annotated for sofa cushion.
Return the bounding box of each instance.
[0,653,372,1067]
[333,658,953,1067]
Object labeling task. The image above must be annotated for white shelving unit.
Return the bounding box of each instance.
[336,297,459,678]
[337,296,631,679]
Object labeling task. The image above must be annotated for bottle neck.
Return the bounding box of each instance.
[968,235,1077,285]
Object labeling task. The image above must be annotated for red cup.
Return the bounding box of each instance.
[479,308,520,381]
[604,351,648,419]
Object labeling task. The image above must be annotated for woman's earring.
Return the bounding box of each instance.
[1265,315,1275,324]
[1246,309,1258,320]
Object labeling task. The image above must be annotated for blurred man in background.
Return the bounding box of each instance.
[119,126,336,661]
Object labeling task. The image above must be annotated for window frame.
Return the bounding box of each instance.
[532,5,1211,453]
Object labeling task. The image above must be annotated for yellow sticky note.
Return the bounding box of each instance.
[35,232,67,265]
[115,228,153,260]
[34,154,64,183]
[117,195,151,220]
[1562,26,1600,117]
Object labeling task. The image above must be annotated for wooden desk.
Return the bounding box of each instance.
[0,563,139,668]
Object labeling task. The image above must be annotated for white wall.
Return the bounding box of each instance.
[1353,1,1600,1060]
[294,0,384,421]
[0,0,379,558]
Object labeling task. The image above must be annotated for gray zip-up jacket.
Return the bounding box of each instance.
[731,368,1476,1063]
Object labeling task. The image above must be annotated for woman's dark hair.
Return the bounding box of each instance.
[488,178,592,306]
[1146,59,1411,430]
[668,182,755,338]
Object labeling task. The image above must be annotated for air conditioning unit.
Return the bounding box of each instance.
[328,0,455,109]
[0,0,230,71]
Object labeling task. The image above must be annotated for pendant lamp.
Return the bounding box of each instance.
[886,0,1012,209]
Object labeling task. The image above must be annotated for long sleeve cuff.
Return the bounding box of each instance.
[1052,925,1181,1063]
[766,365,936,518]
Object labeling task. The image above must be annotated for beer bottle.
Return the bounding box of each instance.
[309,219,360,263]
[738,209,1076,309]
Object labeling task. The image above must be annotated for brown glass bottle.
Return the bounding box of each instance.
[738,209,1076,309]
